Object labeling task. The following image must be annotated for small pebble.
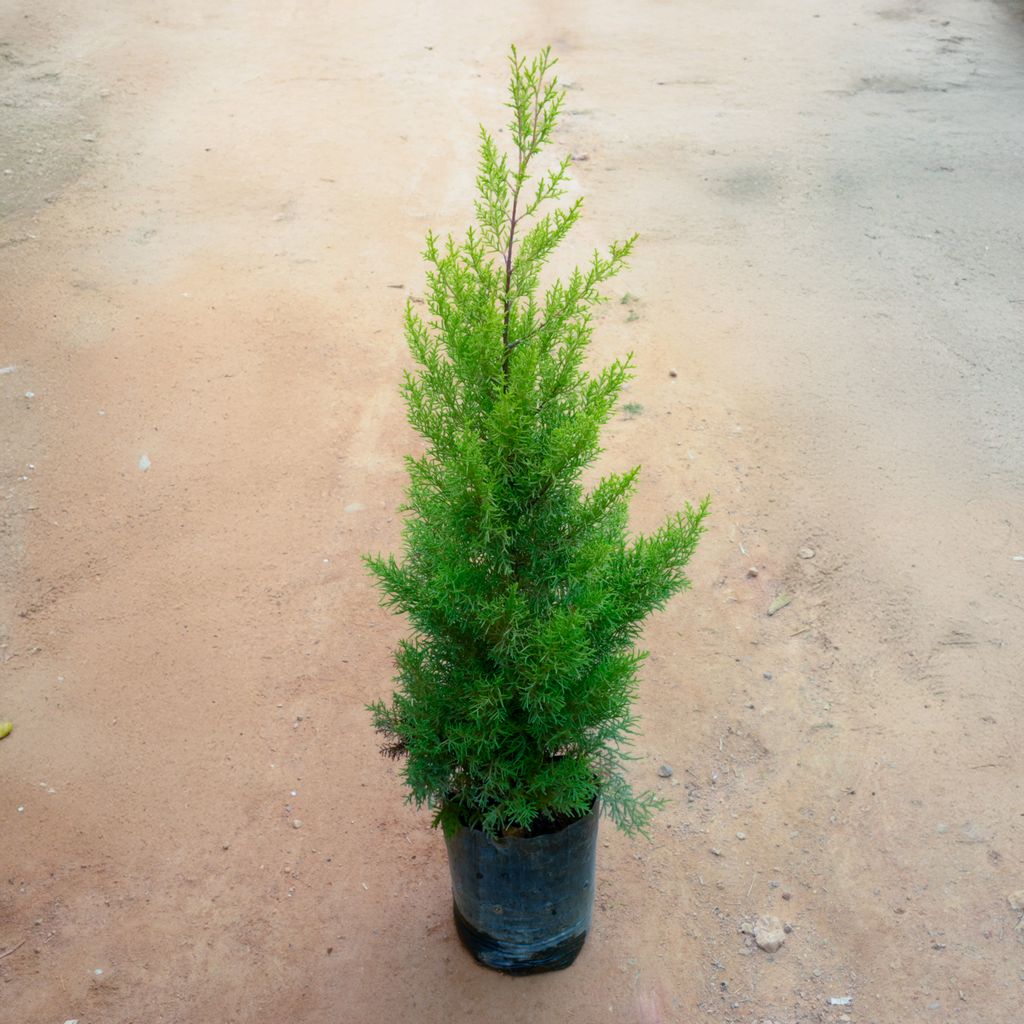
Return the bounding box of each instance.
[710,847,723,857]
[747,566,759,577]
[669,368,678,378]
[763,671,773,680]
[753,915,786,952]
[798,547,815,559]
[292,819,303,829]
[736,831,747,840]
[783,923,793,934]
[782,892,792,900]
[657,764,673,778]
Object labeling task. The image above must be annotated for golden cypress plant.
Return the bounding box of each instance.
[366,47,708,839]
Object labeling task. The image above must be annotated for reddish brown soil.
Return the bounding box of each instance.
[3,2,1023,1023]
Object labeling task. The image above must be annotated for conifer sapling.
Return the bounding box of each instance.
[366,46,709,839]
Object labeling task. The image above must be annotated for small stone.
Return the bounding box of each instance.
[669,368,678,378]
[1007,890,1024,912]
[739,920,754,935]
[736,831,747,840]
[292,819,303,829]
[763,671,773,680]
[222,842,230,850]
[798,547,815,559]
[783,923,793,934]
[782,892,792,901]
[747,566,759,577]
[657,764,673,778]
[754,915,786,952]
[710,847,723,857]
[82,133,96,142]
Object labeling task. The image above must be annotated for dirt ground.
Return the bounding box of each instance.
[2,1,1023,1022]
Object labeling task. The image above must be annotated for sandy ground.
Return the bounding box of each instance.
[2,1,1023,1022]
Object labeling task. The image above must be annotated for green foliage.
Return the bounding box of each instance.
[366,46,709,839]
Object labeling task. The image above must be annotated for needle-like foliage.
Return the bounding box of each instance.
[366,46,709,839]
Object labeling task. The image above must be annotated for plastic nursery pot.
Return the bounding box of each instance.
[443,801,599,974]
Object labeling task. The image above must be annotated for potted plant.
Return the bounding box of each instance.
[366,46,708,974]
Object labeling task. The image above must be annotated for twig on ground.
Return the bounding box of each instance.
[0,939,26,960]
